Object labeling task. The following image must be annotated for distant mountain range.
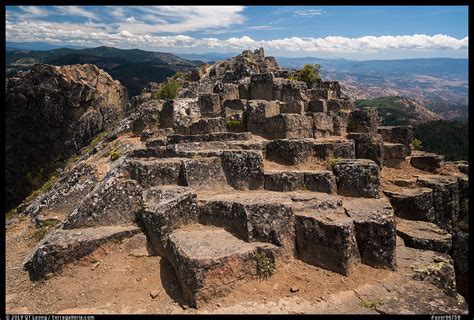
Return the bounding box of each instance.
[5,44,468,121]
[6,45,203,96]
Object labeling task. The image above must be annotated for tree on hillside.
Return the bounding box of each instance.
[289,64,322,87]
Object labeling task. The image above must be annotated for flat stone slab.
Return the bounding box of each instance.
[181,157,229,190]
[396,218,452,253]
[264,170,336,194]
[124,158,183,187]
[383,188,434,222]
[410,151,444,172]
[23,225,140,280]
[167,132,252,144]
[166,224,279,308]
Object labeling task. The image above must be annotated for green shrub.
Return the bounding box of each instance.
[255,251,275,280]
[226,119,247,131]
[156,73,182,100]
[109,149,121,161]
[412,138,423,150]
[300,64,321,86]
[32,228,48,241]
[326,152,341,170]
[360,298,383,309]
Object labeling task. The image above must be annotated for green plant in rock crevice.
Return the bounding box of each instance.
[255,250,275,280]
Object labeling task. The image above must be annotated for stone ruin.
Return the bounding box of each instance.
[18,48,468,312]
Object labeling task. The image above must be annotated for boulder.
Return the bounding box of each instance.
[332,159,380,198]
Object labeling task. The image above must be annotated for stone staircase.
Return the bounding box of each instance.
[19,48,469,311]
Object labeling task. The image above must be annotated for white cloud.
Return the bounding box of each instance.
[294,9,324,17]
[55,6,98,20]
[19,6,50,16]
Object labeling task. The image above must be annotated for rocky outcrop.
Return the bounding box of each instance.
[6,64,128,211]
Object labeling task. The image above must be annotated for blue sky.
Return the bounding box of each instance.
[6,6,468,59]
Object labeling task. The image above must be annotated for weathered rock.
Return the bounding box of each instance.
[303,170,337,194]
[265,139,314,165]
[313,140,355,160]
[23,225,139,280]
[456,176,468,232]
[124,158,183,187]
[410,151,444,172]
[6,64,128,211]
[165,224,279,308]
[347,133,384,167]
[62,178,143,229]
[331,110,350,136]
[343,198,396,269]
[308,99,327,113]
[451,231,469,301]
[264,114,314,139]
[144,138,166,149]
[249,73,274,100]
[333,159,380,198]
[214,82,239,101]
[279,101,305,114]
[396,218,452,253]
[383,188,434,222]
[264,171,304,192]
[245,100,280,135]
[167,132,251,144]
[307,88,328,100]
[279,80,307,102]
[417,175,459,232]
[383,143,409,168]
[378,125,413,150]
[295,210,360,275]
[160,98,200,134]
[181,157,228,189]
[189,117,227,135]
[348,108,379,134]
[140,187,198,256]
[220,151,264,190]
[198,94,221,116]
[312,113,334,138]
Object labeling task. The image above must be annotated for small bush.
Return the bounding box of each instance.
[360,298,383,309]
[32,228,48,241]
[255,251,275,280]
[412,138,423,150]
[6,207,18,220]
[326,152,341,170]
[156,73,183,100]
[299,64,321,86]
[109,149,121,161]
[226,119,247,131]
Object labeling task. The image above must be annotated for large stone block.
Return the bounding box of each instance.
[378,125,413,149]
[343,198,396,270]
[308,88,328,100]
[331,110,350,136]
[451,231,469,301]
[264,171,304,192]
[347,133,384,167]
[62,178,143,229]
[312,112,334,138]
[245,100,280,135]
[383,143,409,168]
[280,80,307,102]
[296,210,360,275]
[383,188,434,222]
[265,139,314,164]
[263,114,314,139]
[249,73,274,100]
[279,101,305,114]
[417,175,459,232]
[189,117,227,135]
[308,99,327,113]
[312,140,355,160]
[332,159,380,198]
[220,150,264,190]
[198,94,221,116]
[160,98,199,130]
[181,157,227,189]
[348,108,379,134]
[456,176,468,232]
[396,218,452,253]
[124,158,183,187]
[303,170,337,194]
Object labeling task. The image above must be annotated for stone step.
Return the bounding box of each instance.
[383,142,410,168]
[264,170,336,194]
[265,138,355,165]
[23,224,140,280]
[166,132,252,144]
[396,218,452,253]
[124,158,184,187]
[198,193,295,255]
[383,187,434,222]
[164,224,280,308]
[410,151,444,172]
